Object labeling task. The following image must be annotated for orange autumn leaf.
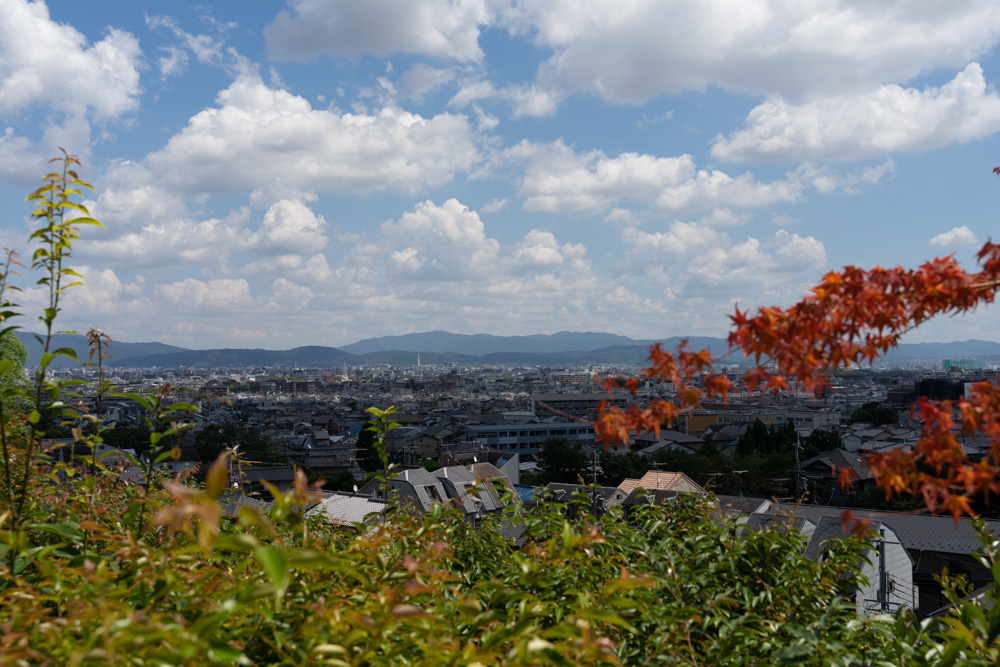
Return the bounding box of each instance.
[594,233,1000,520]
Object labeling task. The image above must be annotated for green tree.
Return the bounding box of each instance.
[597,450,651,486]
[736,418,770,456]
[194,423,280,463]
[0,331,27,389]
[538,436,589,484]
[0,331,30,414]
[101,422,153,454]
[355,420,382,473]
[849,401,899,425]
[774,420,798,452]
[698,435,718,458]
[803,427,842,455]
[304,467,356,492]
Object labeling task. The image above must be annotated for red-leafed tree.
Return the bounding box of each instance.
[596,206,1000,520]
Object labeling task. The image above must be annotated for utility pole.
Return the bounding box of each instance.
[733,470,748,497]
[878,527,889,612]
[793,436,806,500]
[863,526,902,614]
[590,449,601,485]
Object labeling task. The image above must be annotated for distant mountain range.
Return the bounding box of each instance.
[13,330,1000,369]
[338,330,661,355]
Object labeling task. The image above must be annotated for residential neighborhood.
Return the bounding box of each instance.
[44,353,1000,622]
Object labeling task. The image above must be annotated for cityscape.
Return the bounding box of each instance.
[6,0,1000,663]
[29,325,1000,621]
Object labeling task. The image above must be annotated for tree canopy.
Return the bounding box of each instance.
[849,401,899,425]
[537,436,590,484]
[0,330,29,405]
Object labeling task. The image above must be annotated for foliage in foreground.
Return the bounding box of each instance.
[5,460,1000,666]
[0,461,933,666]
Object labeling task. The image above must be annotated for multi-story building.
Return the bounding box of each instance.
[529,391,628,421]
[463,421,598,453]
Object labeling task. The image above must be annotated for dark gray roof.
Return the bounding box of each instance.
[635,429,704,444]
[434,466,506,514]
[240,467,297,483]
[801,449,872,481]
[219,492,274,518]
[543,483,624,505]
[777,503,1000,556]
[803,515,855,562]
[714,495,770,516]
[391,467,450,511]
[744,512,810,535]
[621,488,678,506]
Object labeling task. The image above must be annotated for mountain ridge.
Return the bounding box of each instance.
[12,330,1000,368]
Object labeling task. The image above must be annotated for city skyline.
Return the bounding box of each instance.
[3,1,1000,349]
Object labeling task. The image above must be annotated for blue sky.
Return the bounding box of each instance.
[2,0,1000,350]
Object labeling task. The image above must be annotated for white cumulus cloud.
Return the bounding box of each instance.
[502,140,804,217]
[712,64,1000,162]
[148,75,481,199]
[503,1,1000,105]
[929,225,980,249]
[250,199,328,255]
[265,0,493,63]
[0,0,141,118]
[379,199,500,281]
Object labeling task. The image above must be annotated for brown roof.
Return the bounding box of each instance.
[618,470,705,495]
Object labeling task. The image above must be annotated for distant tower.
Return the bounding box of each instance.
[417,353,421,367]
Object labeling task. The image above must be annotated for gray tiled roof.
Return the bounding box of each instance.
[306,493,386,525]
[801,449,871,481]
[434,465,506,514]
[744,512,810,535]
[803,515,858,562]
[543,483,625,505]
[391,467,450,511]
[777,503,1000,556]
[714,495,770,516]
[219,492,274,518]
[621,488,678,506]
[240,467,297,483]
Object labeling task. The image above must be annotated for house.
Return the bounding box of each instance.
[237,466,298,499]
[305,492,386,528]
[433,465,512,525]
[618,470,706,496]
[468,462,518,498]
[775,503,1000,616]
[441,449,521,485]
[802,516,918,615]
[620,488,680,521]
[219,491,273,519]
[633,429,705,457]
[742,512,816,544]
[714,495,772,521]
[413,424,458,459]
[800,449,877,503]
[388,467,450,512]
[540,483,626,518]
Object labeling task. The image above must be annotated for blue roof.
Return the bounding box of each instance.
[514,484,543,502]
